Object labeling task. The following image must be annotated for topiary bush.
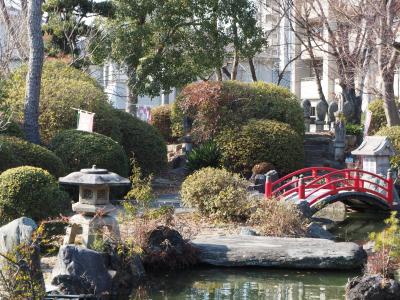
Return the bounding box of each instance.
[171,81,303,142]
[151,105,174,143]
[187,141,221,173]
[181,167,250,221]
[112,110,167,176]
[50,129,129,176]
[368,99,388,134]
[376,126,400,170]
[0,166,70,225]
[0,135,65,177]
[1,61,120,143]
[216,119,304,176]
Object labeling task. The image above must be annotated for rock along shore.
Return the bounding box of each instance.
[191,235,366,270]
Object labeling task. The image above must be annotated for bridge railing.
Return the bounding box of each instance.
[265,168,394,207]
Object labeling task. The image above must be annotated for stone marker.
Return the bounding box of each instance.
[192,235,366,270]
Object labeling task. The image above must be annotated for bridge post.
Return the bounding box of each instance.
[354,171,360,191]
[265,175,272,199]
[387,169,394,206]
[298,175,305,200]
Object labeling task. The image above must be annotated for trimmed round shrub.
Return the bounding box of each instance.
[172,81,303,142]
[376,126,400,169]
[181,167,250,221]
[0,136,64,177]
[2,61,120,143]
[50,129,129,176]
[112,110,167,175]
[368,99,387,134]
[0,166,70,225]
[216,119,304,176]
[151,105,174,143]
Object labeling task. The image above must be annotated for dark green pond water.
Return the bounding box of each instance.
[131,212,389,300]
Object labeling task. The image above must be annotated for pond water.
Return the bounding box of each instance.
[129,211,389,300]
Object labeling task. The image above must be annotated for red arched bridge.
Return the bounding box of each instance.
[264,167,395,214]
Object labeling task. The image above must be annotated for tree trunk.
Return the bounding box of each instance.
[248,57,257,82]
[24,0,44,144]
[126,65,138,115]
[382,72,400,126]
[231,50,239,80]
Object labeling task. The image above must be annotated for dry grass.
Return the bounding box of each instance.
[248,199,308,237]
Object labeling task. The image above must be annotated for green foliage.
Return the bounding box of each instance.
[368,212,400,277]
[249,199,307,237]
[50,129,129,176]
[1,121,24,138]
[187,141,221,173]
[151,105,174,143]
[181,167,250,221]
[0,136,65,177]
[112,110,167,176]
[90,0,264,98]
[1,61,119,143]
[125,157,154,208]
[345,123,363,136]
[368,99,389,134]
[216,119,304,176]
[0,166,69,225]
[172,81,303,142]
[43,0,114,63]
[376,126,400,170]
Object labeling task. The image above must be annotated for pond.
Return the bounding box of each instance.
[128,211,389,300]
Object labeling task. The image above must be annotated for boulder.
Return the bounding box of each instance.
[346,274,400,300]
[51,245,112,297]
[0,217,43,286]
[239,227,258,236]
[306,222,335,240]
[297,201,313,218]
[192,235,366,270]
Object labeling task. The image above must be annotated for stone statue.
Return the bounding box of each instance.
[301,99,311,118]
[328,101,338,123]
[333,119,346,161]
[316,100,328,122]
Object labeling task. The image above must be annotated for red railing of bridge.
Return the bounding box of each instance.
[264,167,394,207]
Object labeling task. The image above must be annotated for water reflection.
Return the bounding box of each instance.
[142,267,358,300]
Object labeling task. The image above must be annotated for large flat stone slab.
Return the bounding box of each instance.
[191,235,366,270]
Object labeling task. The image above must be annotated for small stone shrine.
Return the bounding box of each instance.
[59,165,130,248]
[352,136,396,176]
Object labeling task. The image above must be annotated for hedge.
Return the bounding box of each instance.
[50,129,129,176]
[0,135,64,177]
[171,81,304,143]
[112,110,167,175]
[0,166,69,225]
[151,105,174,143]
[1,121,25,138]
[368,99,387,135]
[2,61,120,143]
[216,119,304,176]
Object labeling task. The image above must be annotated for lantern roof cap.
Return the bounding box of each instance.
[352,136,396,156]
[59,165,131,186]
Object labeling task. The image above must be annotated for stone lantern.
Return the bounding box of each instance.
[351,136,396,176]
[59,165,130,248]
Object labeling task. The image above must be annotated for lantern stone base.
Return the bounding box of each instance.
[64,214,120,249]
[72,203,116,215]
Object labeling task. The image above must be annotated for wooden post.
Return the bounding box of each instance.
[387,169,394,206]
[265,175,272,199]
[354,171,360,191]
[298,175,305,200]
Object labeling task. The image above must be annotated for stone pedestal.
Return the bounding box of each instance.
[315,120,325,132]
[304,117,311,132]
[64,214,120,248]
[333,141,346,161]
